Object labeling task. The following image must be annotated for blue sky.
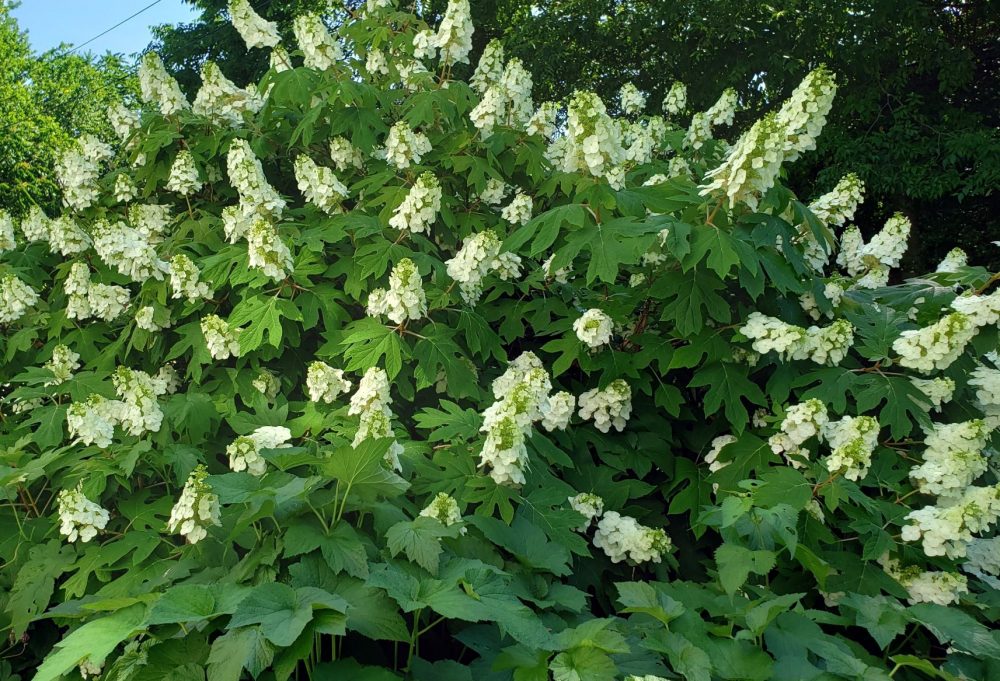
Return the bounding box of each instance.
[12,0,200,57]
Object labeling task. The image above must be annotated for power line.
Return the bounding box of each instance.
[65,0,166,56]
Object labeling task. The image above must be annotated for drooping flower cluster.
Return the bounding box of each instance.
[578,379,632,433]
[294,155,348,214]
[389,172,441,234]
[706,87,738,126]
[227,426,293,476]
[44,344,81,385]
[92,220,167,283]
[228,0,280,49]
[559,91,625,176]
[169,254,212,302]
[113,174,137,203]
[56,485,110,543]
[936,248,969,273]
[167,465,221,544]
[774,65,837,161]
[252,370,281,400]
[0,274,39,324]
[63,263,131,322]
[329,137,364,171]
[768,399,829,467]
[821,415,880,481]
[445,229,504,304]
[112,366,166,436]
[201,314,241,360]
[568,492,604,530]
[909,420,993,497]
[541,391,576,431]
[969,365,1000,414]
[500,191,533,225]
[893,312,977,373]
[349,367,404,471]
[740,312,854,366]
[55,134,112,211]
[433,0,474,66]
[684,111,713,150]
[700,112,785,210]
[66,396,121,448]
[808,174,865,227]
[306,361,352,403]
[293,13,342,70]
[366,258,427,324]
[192,61,264,126]
[138,53,189,116]
[384,121,432,169]
[226,139,286,218]
[573,308,614,348]
[880,555,969,606]
[593,511,672,564]
[903,484,1000,558]
[619,82,646,115]
[419,492,463,527]
[662,81,687,115]
[910,376,956,411]
[526,101,559,138]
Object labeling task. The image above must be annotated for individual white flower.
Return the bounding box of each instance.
[365,48,389,76]
[384,121,432,169]
[389,172,441,234]
[228,0,279,49]
[19,206,51,242]
[420,492,463,527]
[604,165,627,190]
[139,52,189,116]
[909,420,993,498]
[774,65,837,161]
[152,364,181,396]
[578,379,631,433]
[662,81,687,115]
[306,361,351,403]
[706,87,738,126]
[936,248,968,273]
[192,61,264,126]
[0,274,39,324]
[201,314,241,360]
[44,345,81,386]
[500,191,532,225]
[246,215,293,280]
[57,485,109,543]
[821,415,880,481]
[227,139,285,218]
[412,30,436,60]
[293,13,342,70]
[893,312,977,373]
[768,399,828,467]
[568,492,604,530]
[542,254,571,284]
[67,395,122,448]
[541,391,575,431]
[329,137,364,171]
[910,377,956,411]
[903,484,1000,558]
[113,367,164,436]
[470,39,504,92]
[167,465,221,544]
[593,511,671,564]
[434,0,474,66]
[574,308,614,348]
[294,155,348,213]
[366,258,427,324]
[700,112,785,210]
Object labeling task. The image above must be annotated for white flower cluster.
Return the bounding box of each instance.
[293,13,342,70]
[113,174,137,203]
[578,379,632,433]
[419,492,463,527]
[365,48,389,76]
[593,511,671,564]
[139,53,189,116]
[384,121,432,169]
[619,82,646,115]
[329,137,364,171]
[349,367,404,470]
[700,112,784,210]
[0,274,39,324]
[470,39,504,93]
[445,229,507,304]
[201,314,241,360]
[167,465,221,544]
[389,172,441,234]
[252,370,280,400]
[880,555,968,606]
[568,492,604,530]
[47,216,90,256]
[862,213,911,270]
[92,220,168,283]
[662,81,687,115]
[809,174,865,227]
[970,365,1000,414]
[130,203,174,241]
[774,65,837,161]
[0,210,16,253]
[227,139,286,218]
[498,190,532,226]
[192,61,264,126]
[166,150,203,196]
[936,248,968,273]
[169,254,212,302]
[740,312,855,366]
[246,215,293,281]
[684,111,713,150]
[18,205,50,242]
[559,90,625,176]
[67,395,121,448]
[108,101,139,142]
[57,485,109,543]
[541,391,576,431]
[799,282,845,320]
[63,263,131,322]
[44,344,81,385]
[306,360,352,403]
[433,0,474,66]
[228,0,279,49]
[55,134,112,211]
[705,434,737,475]
[893,311,977,373]
[964,537,1000,587]
[367,258,427,324]
[227,425,292,476]
[706,87,738,126]
[79,658,104,680]
[910,376,956,411]
[479,352,553,485]
[294,154,348,214]
[135,306,166,332]
[526,101,559,138]
[478,178,507,205]
[573,308,614,348]
[903,484,1000,558]
[909,420,993,497]
[112,366,166,436]
[821,415,880,481]
[768,399,828,467]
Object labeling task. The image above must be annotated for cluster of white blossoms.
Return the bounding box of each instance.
[809,174,865,227]
[568,492,604,530]
[0,274,39,324]
[227,425,292,476]
[902,484,1000,558]
[64,263,131,322]
[135,306,166,332]
[367,258,427,324]
[47,216,90,256]
[107,101,139,143]
[44,344,81,385]
[969,365,1000,414]
[662,81,687,116]
[56,485,110,543]
[799,281,845,320]
[706,87,738,127]
[880,555,969,606]
[432,0,474,66]
[349,367,404,471]
[169,254,212,302]
[55,134,112,211]
[909,420,993,498]
[559,90,625,176]
[78,657,104,680]
[821,415,880,481]
[92,220,167,282]
[740,312,855,366]
[479,353,553,485]
[227,139,286,218]
[540,391,576,431]
[245,214,293,280]
[526,101,559,138]
[470,39,504,93]
[167,465,221,544]
[365,48,389,76]
[893,311,977,373]
[573,308,614,348]
[578,379,632,433]
[910,376,956,411]
[192,61,264,126]
[683,111,713,150]
[619,82,646,115]
[862,213,911,270]
[228,0,279,49]
[201,314,241,360]
[445,229,505,304]
[252,370,280,400]
[500,191,533,225]
[294,154,348,214]
[936,247,969,273]
[293,13,342,70]
[17,205,50,242]
[67,395,121,448]
[329,136,364,171]
[774,65,836,161]
[593,511,671,564]
[306,361,352,403]
[478,177,507,205]
[139,53,189,116]
[113,174,137,203]
[768,399,829,467]
[389,172,441,234]
[469,52,535,136]
[704,434,737,476]
[113,367,166,436]
[384,121,432,169]
[419,492,463,528]
[964,537,1000,588]
[700,112,784,210]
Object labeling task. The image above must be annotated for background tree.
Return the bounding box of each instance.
[0,1,136,216]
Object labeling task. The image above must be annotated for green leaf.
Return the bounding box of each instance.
[386,517,458,574]
[657,269,731,335]
[466,513,572,576]
[341,318,405,379]
[34,604,147,681]
[908,603,1000,659]
[8,540,74,637]
[549,648,617,681]
[752,467,812,510]
[322,438,409,502]
[207,627,275,681]
[688,362,766,433]
[146,585,216,625]
[839,594,908,650]
[684,226,741,277]
[715,544,776,595]
[228,584,314,647]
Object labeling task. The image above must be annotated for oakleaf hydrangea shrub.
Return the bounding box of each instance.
[2,1,999,679]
